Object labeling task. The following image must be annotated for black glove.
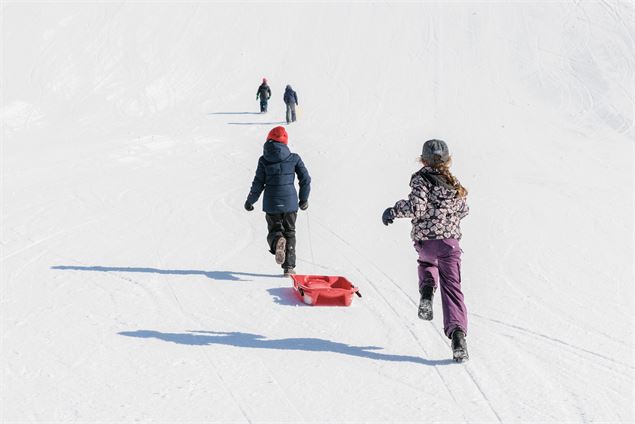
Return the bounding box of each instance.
[299,200,308,210]
[382,208,394,226]
[244,201,254,211]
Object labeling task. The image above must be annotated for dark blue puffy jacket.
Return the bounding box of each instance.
[283,86,298,105]
[247,140,311,213]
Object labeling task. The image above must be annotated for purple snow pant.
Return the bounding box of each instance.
[414,239,467,339]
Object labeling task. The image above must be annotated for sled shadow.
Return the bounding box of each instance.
[208,111,262,115]
[119,330,454,366]
[267,287,306,306]
[51,265,280,281]
[227,121,286,126]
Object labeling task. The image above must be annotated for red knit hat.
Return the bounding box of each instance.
[267,126,288,144]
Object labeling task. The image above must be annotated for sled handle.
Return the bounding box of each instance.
[355,290,362,298]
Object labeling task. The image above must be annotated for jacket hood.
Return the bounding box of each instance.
[285,85,292,90]
[417,167,457,199]
[263,140,292,163]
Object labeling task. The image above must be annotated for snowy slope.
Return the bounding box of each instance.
[2,1,633,422]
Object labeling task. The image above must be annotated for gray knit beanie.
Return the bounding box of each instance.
[421,139,450,165]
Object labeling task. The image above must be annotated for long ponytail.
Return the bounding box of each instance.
[421,156,468,198]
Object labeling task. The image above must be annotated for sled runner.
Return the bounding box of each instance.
[290,275,361,306]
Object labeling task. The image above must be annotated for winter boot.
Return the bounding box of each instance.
[451,329,469,362]
[418,285,435,320]
[274,237,286,265]
[283,267,296,277]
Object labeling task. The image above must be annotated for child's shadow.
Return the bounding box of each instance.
[51,265,280,282]
[119,330,455,366]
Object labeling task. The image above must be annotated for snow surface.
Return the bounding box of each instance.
[2,1,634,423]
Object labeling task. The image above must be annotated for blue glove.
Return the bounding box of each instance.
[382,208,394,226]
[244,200,254,211]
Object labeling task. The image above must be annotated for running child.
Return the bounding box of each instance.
[245,126,311,276]
[382,139,470,361]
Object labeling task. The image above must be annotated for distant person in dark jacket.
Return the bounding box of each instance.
[283,85,298,124]
[245,126,311,275]
[256,78,271,113]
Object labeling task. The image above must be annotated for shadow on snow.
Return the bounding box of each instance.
[227,121,287,126]
[119,330,454,366]
[207,111,262,115]
[51,265,280,281]
[267,287,306,306]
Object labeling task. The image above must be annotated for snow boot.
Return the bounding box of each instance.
[283,267,296,277]
[274,237,286,265]
[418,285,435,320]
[451,329,469,362]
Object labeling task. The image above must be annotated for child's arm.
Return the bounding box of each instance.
[246,158,266,206]
[396,174,429,218]
[456,196,469,219]
[295,157,311,206]
[387,175,429,220]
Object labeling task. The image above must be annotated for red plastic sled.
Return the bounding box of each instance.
[290,275,362,306]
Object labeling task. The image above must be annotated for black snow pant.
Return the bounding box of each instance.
[285,103,296,123]
[266,212,297,269]
[260,99,268,113]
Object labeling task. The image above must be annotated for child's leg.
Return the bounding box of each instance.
[285,104,292,123]
[437,240,468,338]
[265,214,285,253]
[281,212,297,269]
[414,241,440,291]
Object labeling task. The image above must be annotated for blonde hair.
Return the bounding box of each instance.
[419,156,468,198]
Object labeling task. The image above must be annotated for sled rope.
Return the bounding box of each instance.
[306,209,316,274]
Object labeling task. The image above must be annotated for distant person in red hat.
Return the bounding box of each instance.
[256,78,271,113]
[245,126,311,276]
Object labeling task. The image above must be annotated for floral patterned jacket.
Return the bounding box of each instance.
[390,167,469,241]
